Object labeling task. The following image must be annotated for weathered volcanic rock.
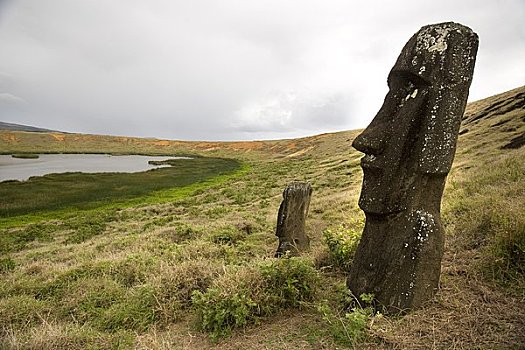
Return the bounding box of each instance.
[348,22,478,313]
[275,182,312,257]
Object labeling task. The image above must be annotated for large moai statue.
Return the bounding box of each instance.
[275,182,312,257]
[347,22,478,312]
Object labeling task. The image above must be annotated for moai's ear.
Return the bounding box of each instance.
[417,25,479,174]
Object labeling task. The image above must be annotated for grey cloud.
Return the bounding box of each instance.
[0,93,25,104]
[0,0,524,141]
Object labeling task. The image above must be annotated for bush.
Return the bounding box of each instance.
[192,285,258,340]
[192,258,319,340]
[322,224,362,269]
[259,257,318,310]
[191,267,260,340]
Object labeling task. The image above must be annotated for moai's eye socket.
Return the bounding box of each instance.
[388,70,429,92]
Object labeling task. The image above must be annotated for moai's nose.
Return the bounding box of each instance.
[352,124,388,156]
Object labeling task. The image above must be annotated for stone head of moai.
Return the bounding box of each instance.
[348,22,478,312]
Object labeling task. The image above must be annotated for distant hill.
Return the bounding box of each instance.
[0,121,62,133]
[0,85,524,158]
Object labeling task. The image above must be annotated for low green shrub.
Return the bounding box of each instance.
[192,285,258,340]
[259,257,318,310]
[192,257,319,340]
[322,224,362,269]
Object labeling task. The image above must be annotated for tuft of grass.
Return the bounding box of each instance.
[95,284,158,332]
[152,259,222,323]
[64,212,116,244]
[34,254,159,301]
[209,225,247,246]
[0,322,135,350]
[0,257,16,273]
[484,210,525,282]
[59,278,126,325]
[0,294,52,329]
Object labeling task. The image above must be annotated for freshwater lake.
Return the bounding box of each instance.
[0,154,183,182]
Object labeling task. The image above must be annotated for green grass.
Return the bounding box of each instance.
[0,157,248,231]
[0,157,240,218]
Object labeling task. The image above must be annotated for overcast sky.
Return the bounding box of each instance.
[0,0,523,141]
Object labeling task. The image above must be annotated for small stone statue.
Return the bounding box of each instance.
[275,182,312,257]
[347,22,478,312]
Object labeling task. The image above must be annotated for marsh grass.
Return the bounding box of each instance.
[0,157,240,218]
[11,153,39,159]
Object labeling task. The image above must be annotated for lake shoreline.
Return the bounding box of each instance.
[0,154,193,182]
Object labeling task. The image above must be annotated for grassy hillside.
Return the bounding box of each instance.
[0,85,524,349]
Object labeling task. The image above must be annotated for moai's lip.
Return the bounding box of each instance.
[360,154,381,169]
